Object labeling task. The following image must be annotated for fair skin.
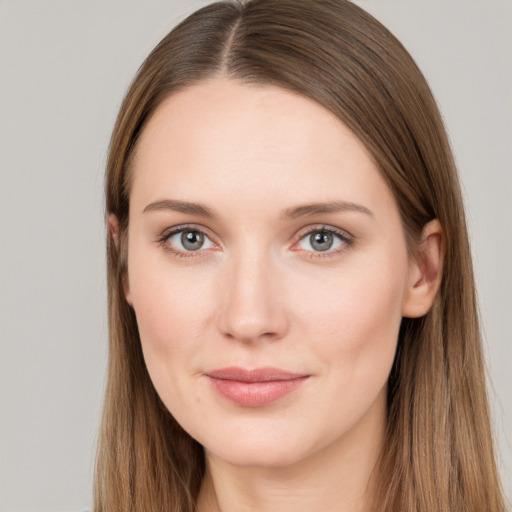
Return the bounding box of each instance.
[110,78,443,512]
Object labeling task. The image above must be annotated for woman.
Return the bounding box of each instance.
[95,0,507,510]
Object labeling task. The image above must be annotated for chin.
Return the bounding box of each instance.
[207,442,306,469]
[198,421,325,469]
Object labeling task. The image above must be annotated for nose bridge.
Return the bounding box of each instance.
[218,241,287,343]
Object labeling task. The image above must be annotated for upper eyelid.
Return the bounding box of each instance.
[160,223,351,236]
[295,224,353,241]
[161,223,216,240]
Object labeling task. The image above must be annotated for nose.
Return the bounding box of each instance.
[217,249,289,343]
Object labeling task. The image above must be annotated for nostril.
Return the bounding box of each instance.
[217,297,289,344]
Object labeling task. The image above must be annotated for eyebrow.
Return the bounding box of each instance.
[281,200,373,219]
[143,199,373,219]
[143,199,215,217]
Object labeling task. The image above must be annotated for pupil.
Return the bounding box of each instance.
[182,231,204,251]
[311,231,333,251]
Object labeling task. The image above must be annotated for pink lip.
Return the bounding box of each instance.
[205,366,309,407]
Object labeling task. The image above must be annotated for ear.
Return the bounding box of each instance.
[402,219,444,318]
[107,213,133,306]
[107,213,121,249]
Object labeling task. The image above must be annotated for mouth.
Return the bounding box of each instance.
[204,366,310,408]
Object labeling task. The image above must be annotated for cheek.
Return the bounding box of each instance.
[294,255,407,386]
[126,243,216,392]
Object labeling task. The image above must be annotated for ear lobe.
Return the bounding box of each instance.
[402,219,444,318]
[107,213,133,306]
[122,274,133,306]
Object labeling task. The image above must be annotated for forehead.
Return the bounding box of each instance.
[130,78,395,219]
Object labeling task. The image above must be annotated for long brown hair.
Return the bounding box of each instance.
[96,1,507,510]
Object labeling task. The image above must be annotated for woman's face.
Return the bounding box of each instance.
[124,79,417,468]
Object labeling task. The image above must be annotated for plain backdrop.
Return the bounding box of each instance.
[0,1,511,510]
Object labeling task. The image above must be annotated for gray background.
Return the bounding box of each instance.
[0,1,510,510]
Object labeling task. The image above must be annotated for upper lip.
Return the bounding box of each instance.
[205,366,308,383]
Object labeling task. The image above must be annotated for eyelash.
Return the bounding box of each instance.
[156,224,353,260]
[294,225,353,259]
[157,224,217,259]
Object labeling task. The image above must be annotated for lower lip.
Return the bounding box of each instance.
[207,377,308,407]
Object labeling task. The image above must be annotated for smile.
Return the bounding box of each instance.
[205,367,310,408]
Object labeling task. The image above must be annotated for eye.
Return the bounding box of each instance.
[165,228,214,252]
[296,228,350,253]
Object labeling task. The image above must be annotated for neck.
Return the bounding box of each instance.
[196,390,386,512]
